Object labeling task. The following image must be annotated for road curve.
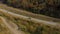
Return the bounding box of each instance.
[0,9,60,27]
[0,16,25,34]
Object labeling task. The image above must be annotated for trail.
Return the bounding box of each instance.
[0,16,25,34]
[0,8,60,27]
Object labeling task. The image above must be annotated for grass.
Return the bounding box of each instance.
[0,10,60,34]
[5,16,60,34]
[0,4,60,34]
[0,18,12,34]
[10,18,60,34]
[0,4,60,23]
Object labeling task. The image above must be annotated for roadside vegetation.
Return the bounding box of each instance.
[1,0,60,18]
[0,10,60,34]
[0,0,60,34]
[0,4,60,23]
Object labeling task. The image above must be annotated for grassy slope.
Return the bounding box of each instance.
[0,4,60,34]
[0,4,60,23]
[0,11,60,34]
[0,17,12,34]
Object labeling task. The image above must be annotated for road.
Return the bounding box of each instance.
[0,8,60,27]
[0,16,25,34]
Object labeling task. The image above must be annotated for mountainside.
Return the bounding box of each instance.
[1,0,60,18]
[0,3,60,34]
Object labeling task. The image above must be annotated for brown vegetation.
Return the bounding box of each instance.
[1,0,60,18]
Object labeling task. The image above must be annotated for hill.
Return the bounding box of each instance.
[1,0,60,18]
[0,3,60,34]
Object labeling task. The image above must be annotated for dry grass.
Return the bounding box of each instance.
[0,4,60,23]
[0,10,60,34]
[0,4,60,34]
[0,17,12,34]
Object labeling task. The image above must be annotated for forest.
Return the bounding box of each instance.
[1,0,60,18]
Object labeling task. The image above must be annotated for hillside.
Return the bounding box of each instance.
[1,0,60,18]
[0,4,60,22]
[0,17,12,34]
[0,3,60,34]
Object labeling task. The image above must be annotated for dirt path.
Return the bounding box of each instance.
[0,16,25,34]
[0,4,60,22]
[0,9,60,27]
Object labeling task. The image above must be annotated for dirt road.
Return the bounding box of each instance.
[0,4,60,22]
[0,8,60,27]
